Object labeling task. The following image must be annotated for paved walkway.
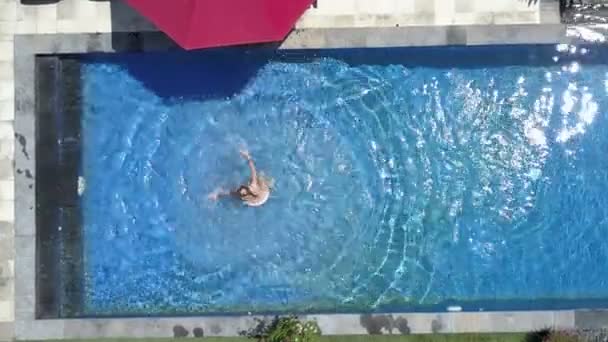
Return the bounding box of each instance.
[299,0,554,28]
[0,1,17,340]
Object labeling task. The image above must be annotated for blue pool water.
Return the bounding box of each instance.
[80,45,608,316]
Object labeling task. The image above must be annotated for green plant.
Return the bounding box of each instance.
[242,315,321,342]
[525,328,581,342]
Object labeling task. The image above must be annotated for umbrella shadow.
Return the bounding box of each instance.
[99,0,275,100]
[94,48,275,101]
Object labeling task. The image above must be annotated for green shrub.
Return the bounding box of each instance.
[525,328,582,342]
[241,315,321,342]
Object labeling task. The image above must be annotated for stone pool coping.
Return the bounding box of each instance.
[11,26,608,339]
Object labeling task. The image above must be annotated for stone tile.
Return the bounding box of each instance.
[308,314,365,335]
[74,0,98,21]
[447,26,467,45]
[354,14,376,27]
[0,322,13,341]
[0,101,13,122]
[36,20,57,34]
[0,222,11,239]
[0,201,11,223]
[15,19,35,35]
[13,294,33,321]
[36,3,58,21]
[488,0,536,12]
[554,310,575,330]
[465,24,566,45]
[0,159,12,181]
[5,261,11,279]
[324,28,367,47]
[0,63,9,82]
[16,320,64,340]
[0,81,12,101]
[455,0,474,13]
[0,231,13,260]
[469,13,495,25]
[0,23,14,38]
[394,1,415,14]
[318,0,357,14]
[357,0,397,15]
[435,3,458,24]
[414,0,436,13]
[489,311,554,332]
[0,300,13,322]
[96,15,112,33]
[96,1,112,23]
[13,199,34,237]
[63,319,118,339]
[575,310,608,329]
[16,4,36,23]
[0,41,12,62]
[0,1,16,22]
[0,180,13,201]
[0,276,14,301]
[0,138,13,162]
[14,236,33,264]
[57,0,76,20]
[57,33,93,53]
[366,27,448,47]
[296,14,342,28]
[395,313,440,333]
[493,11,538,25]
[374,15,401,27]
[282,29,328,48]
[539,0,560,24]
[450,312,492,332]
[13,270,33,307]
[57,19,82,34]
[402,13,436,25]
[0,259,11,278]
[0,122,12,141]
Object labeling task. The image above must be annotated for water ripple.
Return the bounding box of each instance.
[81,51,608,315]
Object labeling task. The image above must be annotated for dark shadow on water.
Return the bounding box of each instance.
[80,43,608,101]
[81,47,276,101]
[70,0,279,101]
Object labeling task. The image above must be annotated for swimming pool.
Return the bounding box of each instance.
[76,45,608,316]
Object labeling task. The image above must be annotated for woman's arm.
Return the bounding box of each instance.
[240,150,258,185]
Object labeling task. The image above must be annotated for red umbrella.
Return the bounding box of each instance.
[125,0,315,50]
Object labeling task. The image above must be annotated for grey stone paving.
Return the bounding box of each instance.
[0,0,14,339]
[298,0,556,28]
[281,24,568,48]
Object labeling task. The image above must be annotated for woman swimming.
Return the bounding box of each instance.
[208,150,271,207]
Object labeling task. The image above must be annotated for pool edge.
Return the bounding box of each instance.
[12,27,608,340]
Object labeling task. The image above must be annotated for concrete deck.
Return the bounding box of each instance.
[298,0,560,28]
[1,0,608,340]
